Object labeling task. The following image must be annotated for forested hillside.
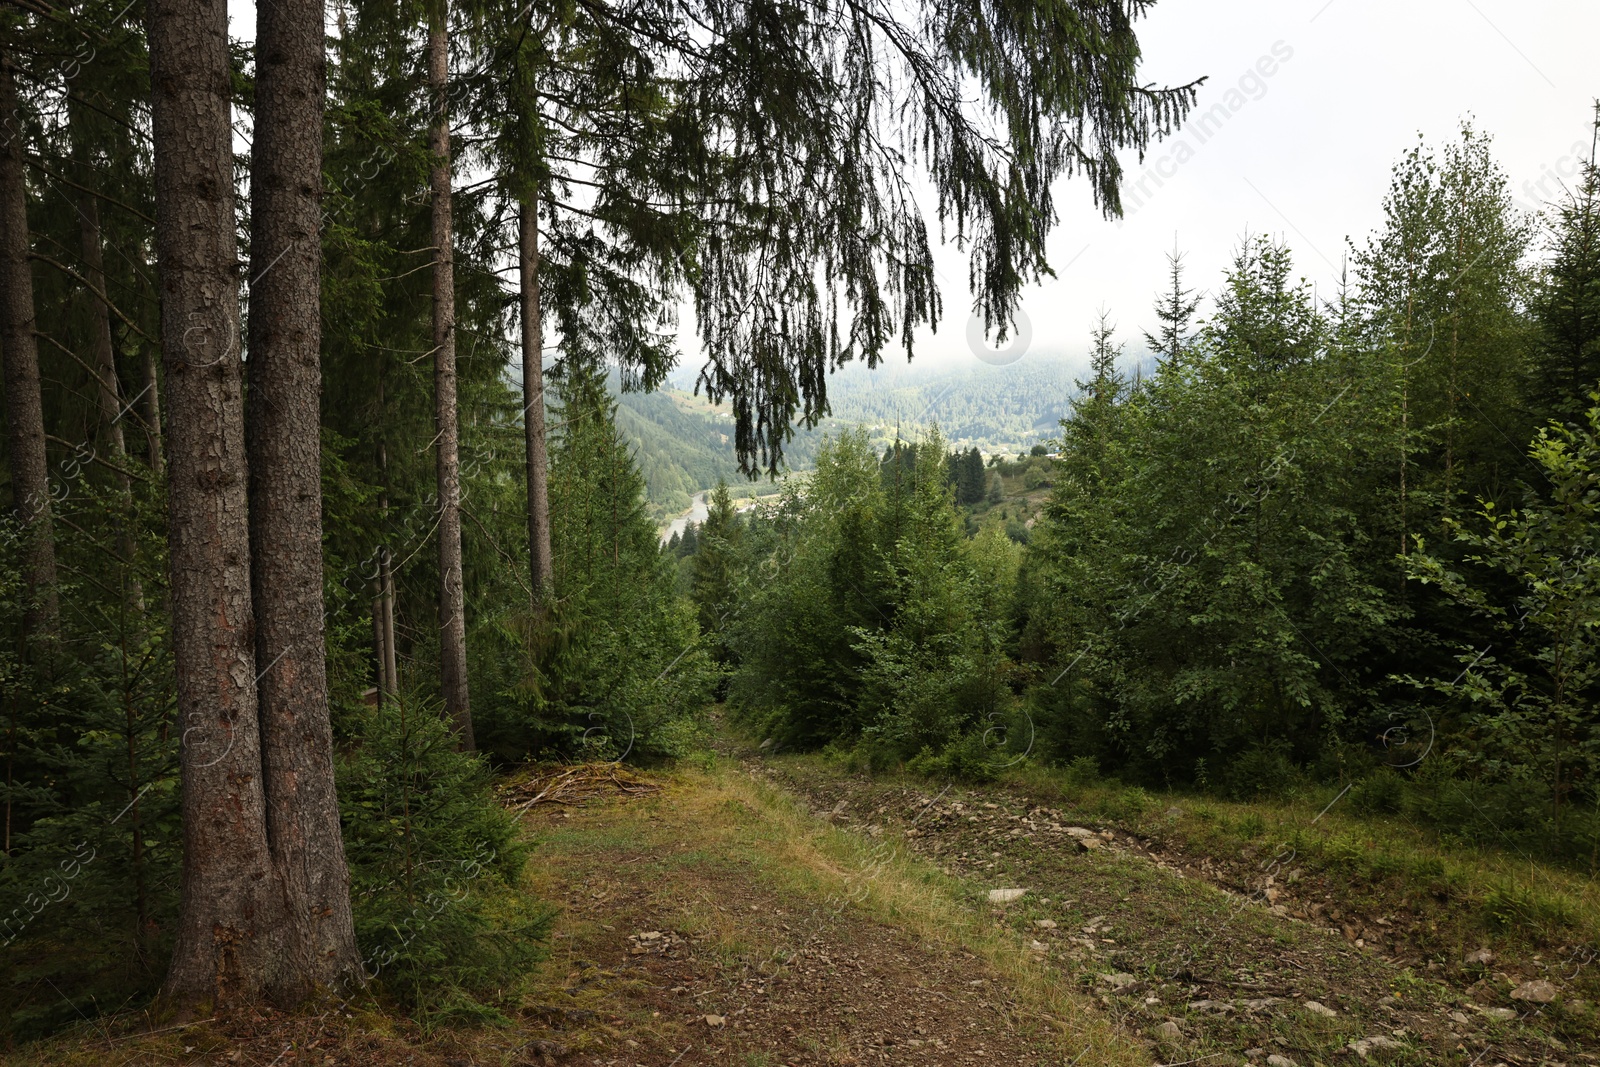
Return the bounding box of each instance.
[614,380,823,520]
[631,358,1088,520]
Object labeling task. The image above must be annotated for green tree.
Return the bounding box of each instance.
[1406,398,1600,840]
[1524,116,1600,426]
[482,361,711,762]
[1353,123,1534,520]
[1028,238,1399,784]
[692,480,743,668]
[1142,244,1202,366]
[729,429,888,746]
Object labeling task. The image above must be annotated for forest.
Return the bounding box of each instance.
[1,0,1599,1058]
[720,121,1600,852]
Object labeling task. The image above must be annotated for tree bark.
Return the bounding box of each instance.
[429,1,472,749]
[142,343,164,476]
[519,205,552,600]
[374,418,398,701]
[0,50,59,643]
[147,0,293,1008]
[246,0,361,995]
[379,544,398,696]
[74,152,146,612]
[78,194,129,467]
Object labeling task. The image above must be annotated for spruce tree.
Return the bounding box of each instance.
[958,447,986,506]
[428,0,472,749]
[1142,243,1201,366]
[0,49,57,642]
[692,480,742,662]
[1525,112,1600,425]
[457,0,1201,474]
[147,0,292,1006]
[246,0,360,989]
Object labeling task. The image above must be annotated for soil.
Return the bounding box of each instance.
[523,796,1066,1066]
[758,756,1600,1067]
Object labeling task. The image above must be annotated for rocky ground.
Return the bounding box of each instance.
[759,755,1600,1067]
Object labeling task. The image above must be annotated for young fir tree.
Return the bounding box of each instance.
[677,521,699,558]
[1061,308,1127,487]
[692,480,742,664]
[1142,243,1202,367]
[1525,113,1600,426]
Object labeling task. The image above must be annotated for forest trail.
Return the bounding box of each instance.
[511,742,1596,1067]
[512,761,1128,1066]
[20,745,1595,1067]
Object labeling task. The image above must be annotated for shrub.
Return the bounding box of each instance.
[339,695,551,1023]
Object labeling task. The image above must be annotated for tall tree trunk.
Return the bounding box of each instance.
[76,168,147,611]
[429,1,472,748]
[373,401,398,702]
[141,344,164,476]
[246,0,361,994]
[379,544,398,695]
[520,205,552,600]
[147,0,294,1008]
[0,51,59,643]
[78,195,129,466]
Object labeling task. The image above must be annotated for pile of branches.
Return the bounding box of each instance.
[500,762,662,811]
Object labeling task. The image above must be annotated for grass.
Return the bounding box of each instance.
[647,763,1156,1065]
[995,758,1600,954]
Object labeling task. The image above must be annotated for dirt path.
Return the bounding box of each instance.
[515,765,1135,1066]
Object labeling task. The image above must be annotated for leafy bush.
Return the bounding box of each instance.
[1405,397,1600,860]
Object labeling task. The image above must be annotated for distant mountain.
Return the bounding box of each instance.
[618,352,1136,518]
[611,381,822,520]
[816,357,1083,450]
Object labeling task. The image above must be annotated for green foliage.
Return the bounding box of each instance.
[1524,141,1600,426]
[478,362,714,764]
[1404,396,1600,848]
[1351,121,1535,511]
[0,462,177,1039]
[711,123,1600,877]
[338,694,550,1022]
[948,447,987,506]
[729,429,1022,770]
[1024,235,1400,779]
[692,480,743,673]
[728,431,886,747]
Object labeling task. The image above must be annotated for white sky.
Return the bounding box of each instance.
[230,0,1599,378]
[924,0,1600,371]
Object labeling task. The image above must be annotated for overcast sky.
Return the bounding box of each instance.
[922,0,1600,371]
[229,0,1598,379]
